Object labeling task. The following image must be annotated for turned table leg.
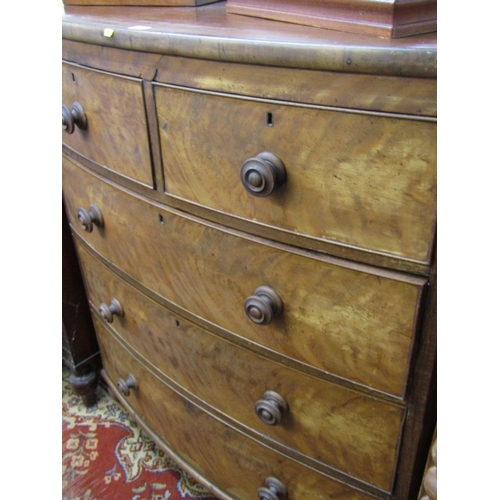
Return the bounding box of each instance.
[68,369,98,407]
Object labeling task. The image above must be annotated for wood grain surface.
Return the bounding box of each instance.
[98,326,382,500]
[77,243,405,490]
[61,3,437,78]
[62,62,153,187]
[63,156,426,398]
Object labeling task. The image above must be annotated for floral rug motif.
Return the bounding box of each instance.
[62,367,218,500]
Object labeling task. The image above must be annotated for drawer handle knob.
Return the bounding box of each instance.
[77,204,104,233]
[258,477,288,500]
[117,374,137,397]
[240,152,286,197]
[62,102,87,134]
[255,391,288,426]
[244,286,283,326]
[99,298,124,324]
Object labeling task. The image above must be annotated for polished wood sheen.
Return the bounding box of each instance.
[62,7,436,499]
[61,4,436,77]
[64,0,219,5]
[98,298,124,323]
[77,204,104,233]
[75,242,405,490]
[62,102,87,134]
[155,84,436,264]
[226,0,437,38]
[63,156,426,398]
[62,42,436,117]
[97,327,380,500]
[62,62,153,187]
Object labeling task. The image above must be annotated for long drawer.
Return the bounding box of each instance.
[154,84,436,264]
[77,243,405,490]
[97,323,381,500]
[63,155,426,398]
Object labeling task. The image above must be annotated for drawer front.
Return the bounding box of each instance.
[62,62,153,187]
[63,156,426,397]
[77,244,404,490]
[155,85,436,263]
[97,326,380,500]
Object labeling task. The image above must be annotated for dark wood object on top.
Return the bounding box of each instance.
[62,199,100,406]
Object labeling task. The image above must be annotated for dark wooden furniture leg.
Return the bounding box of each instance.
[62,197,100,406]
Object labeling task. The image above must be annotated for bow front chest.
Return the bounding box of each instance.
[62,5,437,499]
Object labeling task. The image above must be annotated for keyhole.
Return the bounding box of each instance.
[71,72,76,83]
[158,214,164,223]
[266,112,274,127]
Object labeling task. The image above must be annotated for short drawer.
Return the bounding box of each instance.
[78,244,405,490]
[154,84,436,264]
[97,325,381,500]
[63,156,426,398]
[62,62,153,187]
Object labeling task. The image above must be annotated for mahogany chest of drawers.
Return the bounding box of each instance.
[62,5,436,499]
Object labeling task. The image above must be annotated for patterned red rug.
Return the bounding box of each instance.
[62,367,218,500]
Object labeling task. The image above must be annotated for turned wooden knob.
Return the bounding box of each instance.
[244,286,283,325]
[62,102,87,134]
[240,152,286,197]
[99,298,124,324]
[258,477,288,500]
[77,204,104,233]
[117,374,137,397]
[255,391,288,426]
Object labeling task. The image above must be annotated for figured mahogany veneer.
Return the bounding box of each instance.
[98,328,379,500]
[62,5,436,499]
[63,156,426,399]
[62,62,153,187]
